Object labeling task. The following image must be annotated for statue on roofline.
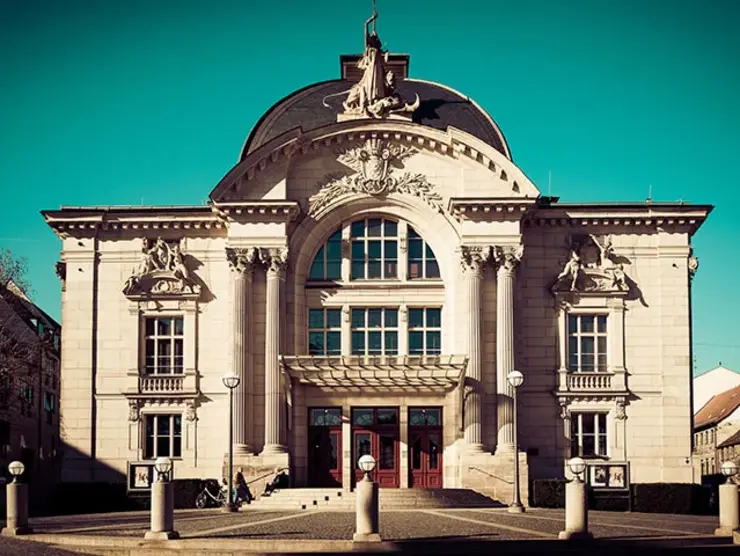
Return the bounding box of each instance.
[322,0,419,119]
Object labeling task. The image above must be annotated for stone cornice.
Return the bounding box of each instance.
[211,201,300,222]
[42,207,224,237]
[527,204,713,233]
[448,197,537,220]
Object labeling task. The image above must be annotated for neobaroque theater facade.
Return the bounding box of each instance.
[44,12,710,500]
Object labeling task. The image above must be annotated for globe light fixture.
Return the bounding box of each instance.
[721,460,739,478]
[8,461,25,483]
[507,370,525,512]
[222,371,240,512]
[221,372,241,390]
[154,457,172,481]
[568,457,587,479]
[358,454,376,479]
[507,370,524,388]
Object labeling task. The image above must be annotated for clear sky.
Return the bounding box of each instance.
[1,0,738,374]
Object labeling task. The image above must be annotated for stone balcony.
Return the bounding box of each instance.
[125,369,199,399]
[557,369,627,395]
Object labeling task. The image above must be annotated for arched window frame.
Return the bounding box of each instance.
[307,217,442,284]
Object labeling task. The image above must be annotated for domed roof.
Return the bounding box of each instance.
[241,78,511,160]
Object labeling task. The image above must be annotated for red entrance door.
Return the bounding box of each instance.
[408,407,443,488]
[409,428,443,488]
[352,408,399,488]
[307,408,342,487]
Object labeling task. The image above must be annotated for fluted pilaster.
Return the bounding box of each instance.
[261,247,288,455]
[460,246,491,453]
[226,247,259,455]
[494,245,523,454]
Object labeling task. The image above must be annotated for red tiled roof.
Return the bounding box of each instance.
[719,428,740,449]
[695,384,740,429]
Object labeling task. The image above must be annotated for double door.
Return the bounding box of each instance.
[307,408,342,487]
[409,428,443,488]
[352,408,400,488]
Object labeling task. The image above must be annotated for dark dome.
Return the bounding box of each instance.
[241,79,511,160]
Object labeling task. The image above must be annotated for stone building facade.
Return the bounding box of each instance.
[42,13,710,501]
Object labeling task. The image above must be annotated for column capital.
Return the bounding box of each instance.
[493,245,524,274]
[459,245,492,276]
[226,247,260,278]
[261,247,289,279]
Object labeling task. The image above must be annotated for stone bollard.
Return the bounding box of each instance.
[2,480,33,536]
[353,476,380,542]
[716,483,740,536]
[145,476,179,540]
[558,477,593,540]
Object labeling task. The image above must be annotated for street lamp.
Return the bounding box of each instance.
[358,454,376,481]
[222,371,241,512]
[507,369,524,513]
[716,460,740,536]
[7,461,24,484]
[567,457,587,481]
[154,457,172,482]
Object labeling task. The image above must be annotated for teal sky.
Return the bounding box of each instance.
[1,0,738,374]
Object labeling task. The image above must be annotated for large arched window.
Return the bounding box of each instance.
[307,218,440,283]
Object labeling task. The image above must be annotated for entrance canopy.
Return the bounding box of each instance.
[280,355,467,390]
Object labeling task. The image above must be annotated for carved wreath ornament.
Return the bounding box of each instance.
[308,139,443,216]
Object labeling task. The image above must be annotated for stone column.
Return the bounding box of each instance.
[227,247,259,455]
[460,246,491,453]
[494,245,523,454]
[261,248,288,455]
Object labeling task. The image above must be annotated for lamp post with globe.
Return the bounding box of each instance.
[716,460,739,536]
[1,461,32,536]
[507,369,524,513]
[353,454,381,542]
[558,456,593,540]
[222,371,241,512]
[145,456,179,540]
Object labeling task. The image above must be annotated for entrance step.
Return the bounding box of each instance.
[249,488,504,510]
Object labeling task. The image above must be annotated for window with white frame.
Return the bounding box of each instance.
[308,308,342,355]
[567,314,608,372]
[351,308,398,355]
[145,317,184,374]
[144,414,182,459]
[350,218,398,280]
[309,230,342,281]
[408,308,442,355]
[570,412,608,458]
[407,227,440,279]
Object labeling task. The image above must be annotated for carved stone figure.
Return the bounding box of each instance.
[552,235,632,294]
[123,238,201,297]
[555,248,582,291]
[128,400,141,422]
[185,401,197,422]
[321,3,419,119]
[688,249,699,279]
[309,139,442,215]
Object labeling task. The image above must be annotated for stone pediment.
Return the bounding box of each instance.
[123,238,201,300]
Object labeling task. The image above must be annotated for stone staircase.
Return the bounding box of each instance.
[250,488,504,511]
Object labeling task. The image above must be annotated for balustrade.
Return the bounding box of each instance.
[140,375,184,393]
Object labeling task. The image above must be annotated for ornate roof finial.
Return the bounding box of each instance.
[321,0,419,120]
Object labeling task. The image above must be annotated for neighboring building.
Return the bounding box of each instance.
[0,280,61,485]
[42,9,711,500]
[692,384,740,479]
[693,364,740,414]
[717,429,740,470]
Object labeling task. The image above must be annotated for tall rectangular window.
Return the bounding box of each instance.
[144,414,182,459]
[408,308,442,355]
[350,218,398,280]
[44,392,55,425]
[570,412,608,457]
[308,308,342,355]
[351,308,399,356]
[145,317,184,374]
[567,314,607,372]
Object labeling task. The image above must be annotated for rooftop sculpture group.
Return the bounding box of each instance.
[322,1,419,119]
[553,234,629,294]
[123,238,199,296]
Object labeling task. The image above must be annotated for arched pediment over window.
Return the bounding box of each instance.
[307,217,441,284]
